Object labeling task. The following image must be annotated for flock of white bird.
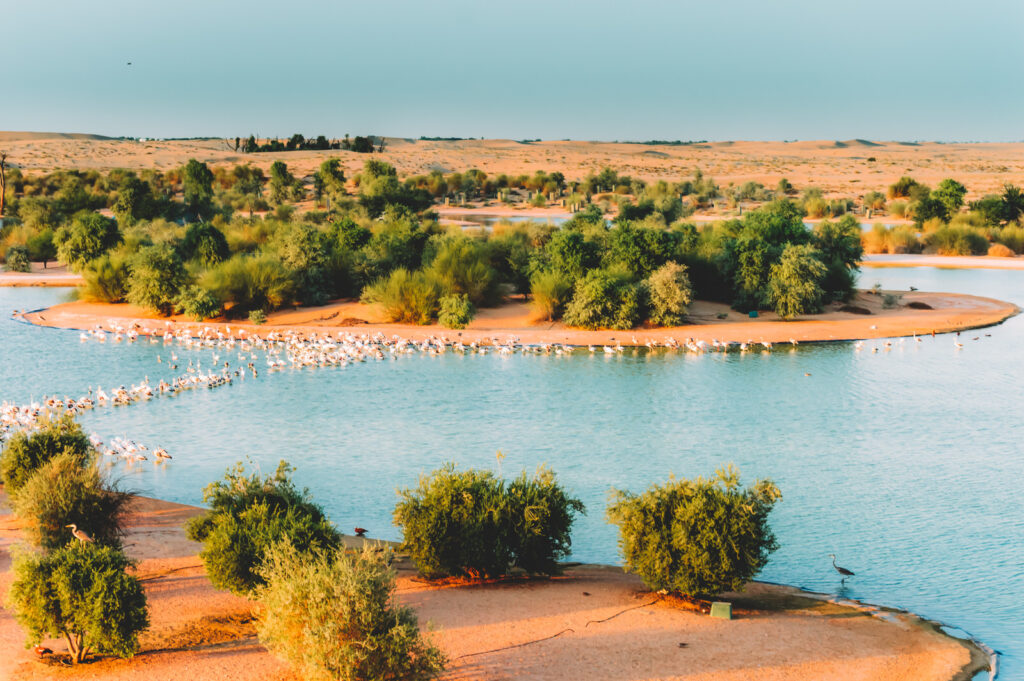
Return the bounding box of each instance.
[3,319,980,461]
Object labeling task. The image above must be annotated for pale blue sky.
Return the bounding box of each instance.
[5,0,1022,141]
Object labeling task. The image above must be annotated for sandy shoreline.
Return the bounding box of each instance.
[863,254,1024,270]
[16,289,1019,346]
[0,492,989,681]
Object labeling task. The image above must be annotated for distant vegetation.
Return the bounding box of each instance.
[1,149,1021,325]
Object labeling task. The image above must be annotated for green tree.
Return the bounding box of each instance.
[126,243,189,315]
[545,229,600,281]
[647,261,692,326]
[182,159,215,219]
[12,453,132,550]
[255,542,446,681]
[764,243,827,319]
[607,466,782,597]
[269,161,295,204]
[1001,184,1023,222]
[5,245,30,272]
[26,228,57,268]
[932,179,967,218]
[54,211,121,270]
[0,413,92,496]
[7,543,149,663]
[232,164,265,218]
[112,176,155,226]
[181,222,230,266]
[812,215,863,301]
[185,461,341,595]
[563,268,645,330]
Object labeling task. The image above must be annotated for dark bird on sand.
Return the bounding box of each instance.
[354,527,367,537]
[33,645,52,657]
[829,554,855,583]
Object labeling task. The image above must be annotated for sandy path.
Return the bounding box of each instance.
[0,493,984,681]
[863,254,1024,270]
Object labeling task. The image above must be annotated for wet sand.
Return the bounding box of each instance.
[20,289,1019,346]
[0,492,987,681]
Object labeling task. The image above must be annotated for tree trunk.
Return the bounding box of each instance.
[0,152,7,218]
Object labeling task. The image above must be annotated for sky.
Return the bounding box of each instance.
[4,0,1022,141]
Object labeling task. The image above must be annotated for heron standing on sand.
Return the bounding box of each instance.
[66,524,93,543]
[829,553,854,583]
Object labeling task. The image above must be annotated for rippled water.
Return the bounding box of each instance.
[2,269,1022,677]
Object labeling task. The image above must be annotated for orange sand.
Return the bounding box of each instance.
[0,493,985,681]
[20,289,1018,346]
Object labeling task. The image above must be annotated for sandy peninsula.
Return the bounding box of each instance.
[19,288,1019,347]
[0,491,987,681]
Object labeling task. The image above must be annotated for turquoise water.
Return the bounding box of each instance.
[2,270,1022,677]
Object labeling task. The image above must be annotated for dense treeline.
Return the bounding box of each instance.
[2,154,1021,324]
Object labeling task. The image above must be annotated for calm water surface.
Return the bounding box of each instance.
[1,268,1022,677]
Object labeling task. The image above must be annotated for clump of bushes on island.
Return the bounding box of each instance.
[5,155,1019,326]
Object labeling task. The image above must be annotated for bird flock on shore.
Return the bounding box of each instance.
[2,317,985,465]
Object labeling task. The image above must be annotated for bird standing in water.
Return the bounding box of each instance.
[829,553,854,583]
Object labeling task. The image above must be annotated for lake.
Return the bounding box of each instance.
[1,266,1021,678]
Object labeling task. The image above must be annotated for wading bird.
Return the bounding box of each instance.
[66,524,93,543]
[829,554,854,583]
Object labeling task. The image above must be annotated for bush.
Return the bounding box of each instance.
[255,542,446,681]
[923,226,989,256]
[80,253,131,302]
[393,463,584,579]
[563,269,645,330]
[0,414,93,496]
[764,244,827,319]
[437,293,475,329]
[126,243,189,315]
[529,270,572,321]
[5,245,31,272]
[647,261,692,326]
[177,285,222,320]
[12,454,132,550]
[248,309,267,325]
[427,237,501,306]
[889,200,908,218]
[185,461,341,595]
[201,254,295,316]
[607,466,782,598]
[361,268,442,324]
[995,224,1024,253]
[6,543,149,663]
[988,242,1015,258]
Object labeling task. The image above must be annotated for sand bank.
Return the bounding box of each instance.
[0,263,82,287]
[20,289,1018,346]
[863,254,1024,270]
[0,493,988,681]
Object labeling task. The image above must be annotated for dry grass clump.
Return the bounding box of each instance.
[988,242,1015,257]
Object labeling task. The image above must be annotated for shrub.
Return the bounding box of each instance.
[6,543,149,663]
[177,285,222,320]
[201,254,296,317]
[0,414,93,496]
[5,245,31,272]
[647,261,692,326]
[882,293,900,309]
[995,224,1024,254]
[763,244,827,319]
[438,293,475,329]
[126,243,189,315]
[361,268,441,324]
[393,463,584,579]
[54,211,121,271]
[12,454,132,550]
[80,253,131,302]
[529,270,572,321]
[923,226,989,256]
[255,542,446,681]
[887,226,922,253]
[563,269,645,330]
[889,200,908,218]
[988,242,1015,258]
[181,222,230,266]
[185,461,341,595]
[427,237,501,306]
[607,466,782,597]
